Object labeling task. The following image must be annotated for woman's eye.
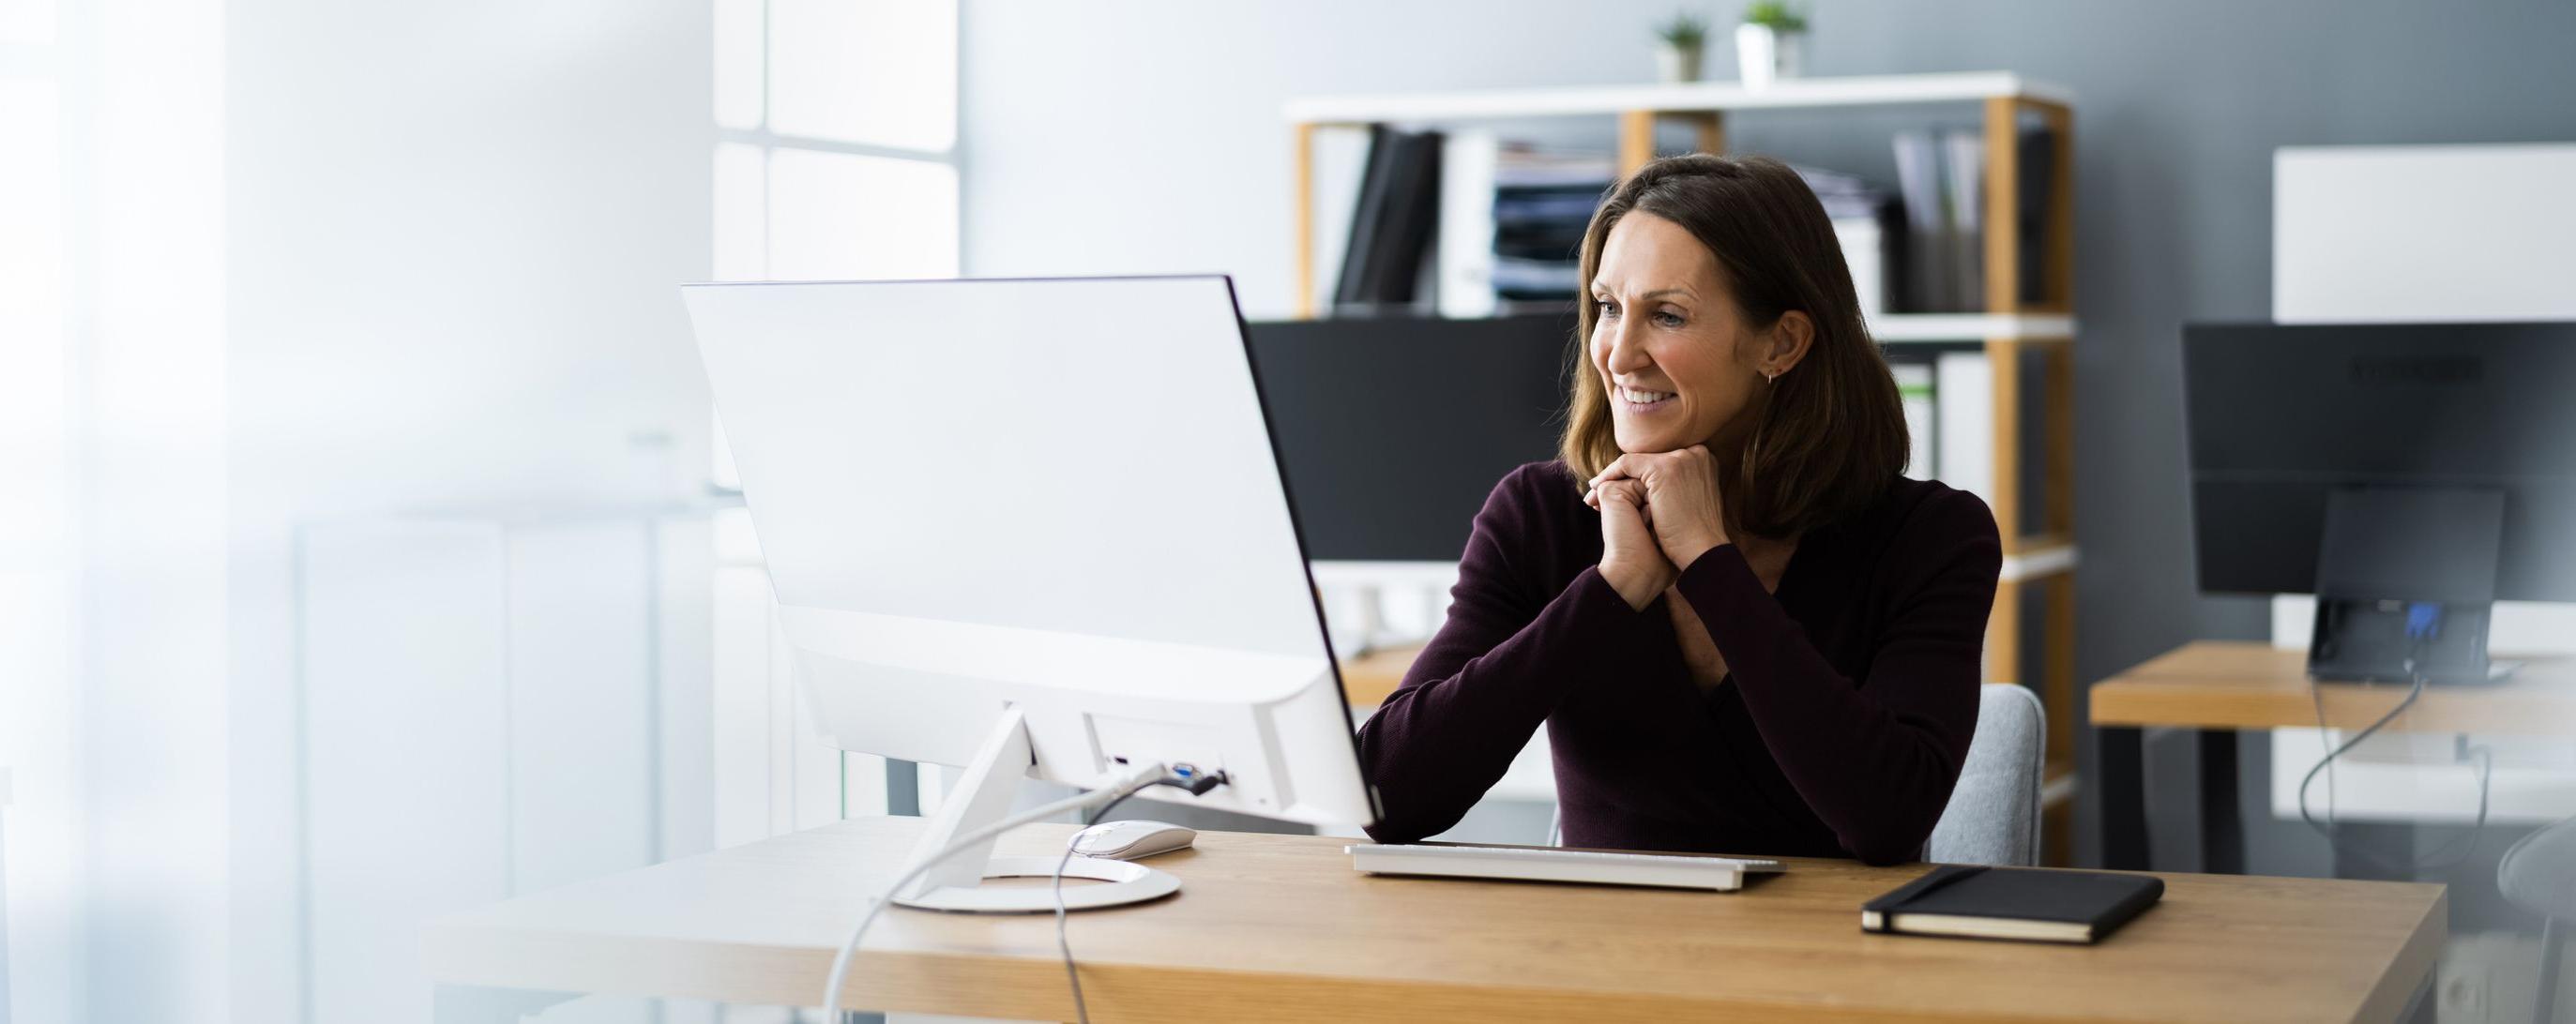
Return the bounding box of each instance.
[1654,310,1685,327]
[1594,299,1618,317]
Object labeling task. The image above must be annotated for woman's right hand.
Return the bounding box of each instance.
[1587,477,1675,610]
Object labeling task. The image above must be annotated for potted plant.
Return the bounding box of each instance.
[1653,11,1709,84]
[1736,1,1809,89]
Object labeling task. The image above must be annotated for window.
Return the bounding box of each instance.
[711,0,959,282]
[0,4,77,1021]
[708,0,958,844]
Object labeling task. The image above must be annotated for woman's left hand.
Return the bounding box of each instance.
[1588,445,1731,571]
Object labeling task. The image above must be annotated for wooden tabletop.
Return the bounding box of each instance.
[2090,640,2576,734]
[1338,643,1422,707]
[425,816,2447,1022]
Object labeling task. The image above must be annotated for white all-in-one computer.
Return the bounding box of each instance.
[683,275,1378,916]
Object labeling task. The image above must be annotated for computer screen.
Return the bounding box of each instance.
[2182,320,2576,601]
[684,276,1375,828]
[1245,310,1580,563]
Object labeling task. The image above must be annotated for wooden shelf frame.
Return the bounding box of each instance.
[1290,73,2079,859]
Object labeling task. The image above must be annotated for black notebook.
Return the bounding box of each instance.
[1861,865,2163,944]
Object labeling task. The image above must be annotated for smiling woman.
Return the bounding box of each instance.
[1566,155,1909,543]
[1354,154,2004,866]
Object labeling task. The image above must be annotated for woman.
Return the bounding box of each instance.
[1355,154,2002,866]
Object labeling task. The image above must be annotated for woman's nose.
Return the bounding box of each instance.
[1604,320,1651,374]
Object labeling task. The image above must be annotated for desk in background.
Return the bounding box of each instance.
[1338,644,1556,813]
[2091,641,2576,876]
[1337,642,1422,708]
[427,815,2446,1022]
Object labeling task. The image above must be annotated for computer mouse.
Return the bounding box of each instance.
[1069,820,1196,860]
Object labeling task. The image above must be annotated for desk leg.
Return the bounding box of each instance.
[2099,726,2149,870]
[887,759,920,817]
[2400,965,2437,1024]
[432,985,578,1024]
[2198,730,2244,875]
[2331,821,2418,881]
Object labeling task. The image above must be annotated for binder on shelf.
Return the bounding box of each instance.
[1931,346,2053,536]
[1437,130,1501,318]
[1324,138,1628,313]
[1334,124,1401,310]
[1371,130,1445,307]
[1329,128,1444,311]
[1837,217,1889,318]
[1798,164,1896,318]
[1933,350,1992,503]
[1309,127,1372,314]
[1892,358,1936,479]
[1891,130,1949,313]
[1887,124,2058,313]
[1940,129,1986,311]
[1488,145,1613,304]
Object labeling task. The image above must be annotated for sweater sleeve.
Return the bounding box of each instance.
[1673,489,2001,866]
[1355,466,1651,843]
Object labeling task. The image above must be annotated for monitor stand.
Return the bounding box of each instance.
[890,707,1181,913]
[2308,486,2510,686]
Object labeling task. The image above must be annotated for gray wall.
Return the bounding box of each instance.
[961,0,2576,871]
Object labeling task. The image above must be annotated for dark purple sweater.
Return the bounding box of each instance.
[1355,461,2002,866]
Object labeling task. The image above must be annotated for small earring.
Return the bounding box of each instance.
[1765,370,1778,384]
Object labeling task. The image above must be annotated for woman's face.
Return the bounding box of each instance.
[1588,211,1772,456]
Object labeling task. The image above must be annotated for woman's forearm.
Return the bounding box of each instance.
[1355,566,1647,843]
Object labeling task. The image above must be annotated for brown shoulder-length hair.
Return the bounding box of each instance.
[1558,153,1909,539]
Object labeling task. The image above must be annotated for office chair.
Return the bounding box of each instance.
[2498,816,2575,1024]
[1544,684,2046,866]
[1927,684,2047,866]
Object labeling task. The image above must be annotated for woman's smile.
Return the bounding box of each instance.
[1616,384,1678,413]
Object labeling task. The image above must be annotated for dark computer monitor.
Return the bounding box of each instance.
[2182,321,2576,682]
[1246,311,1579,564]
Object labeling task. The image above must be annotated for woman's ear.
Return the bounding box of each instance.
[1763,310,1816,377]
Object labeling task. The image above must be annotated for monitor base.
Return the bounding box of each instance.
[892,855,1179,913]
[893,706,1182,913]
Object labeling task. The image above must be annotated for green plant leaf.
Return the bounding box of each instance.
[1655,9,1710,47]
[1742,0,1808,32]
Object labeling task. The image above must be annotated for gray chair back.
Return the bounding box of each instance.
[1927,683,2046,866]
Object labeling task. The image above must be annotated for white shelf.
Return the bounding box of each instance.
[1999,543,2077,583]
[1872,313,2074,343]
[1285,72,2073,125]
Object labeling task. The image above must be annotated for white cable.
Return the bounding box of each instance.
[1053,789,1145,1024]
[820,761,1166,1018]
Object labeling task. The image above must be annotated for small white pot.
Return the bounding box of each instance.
[1656,42,1704,83]
[1735,23,1805,89]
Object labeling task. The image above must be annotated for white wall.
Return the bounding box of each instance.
[0,18,83,1024]
[225,11,714,1021]
[958,1,1656,317]
[35,0,726,1014]
[75,0,231,1019]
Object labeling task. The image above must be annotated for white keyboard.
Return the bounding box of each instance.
[1346,843,1783,892]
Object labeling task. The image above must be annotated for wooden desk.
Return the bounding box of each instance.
[426,816,2447,1022]
[1337,642,1422,707]
[2089,640,2576,875]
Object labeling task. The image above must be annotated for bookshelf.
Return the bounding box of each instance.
[1287,71,2082,861]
